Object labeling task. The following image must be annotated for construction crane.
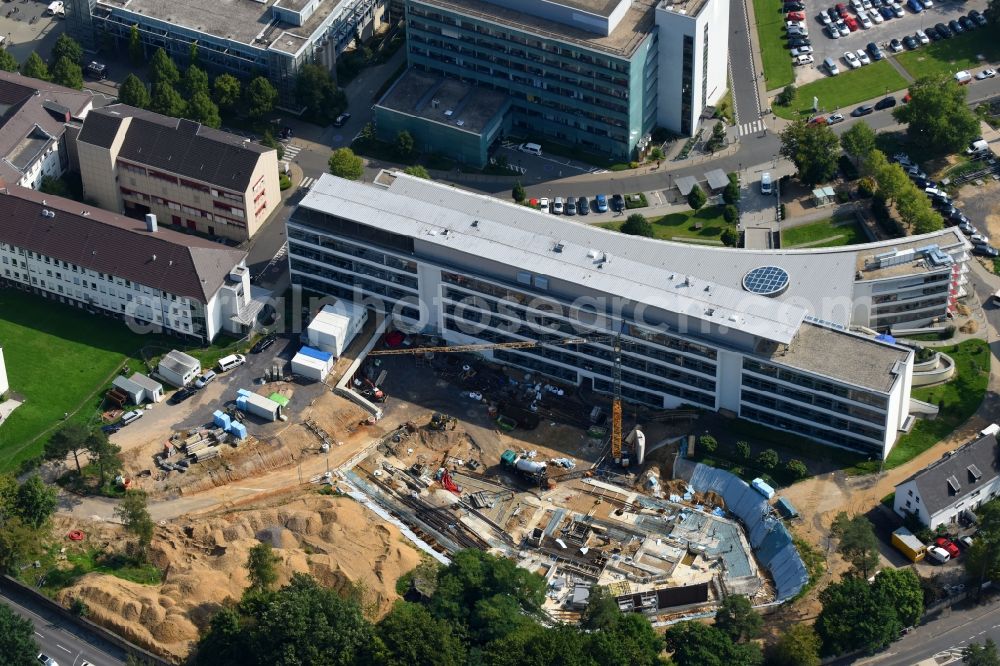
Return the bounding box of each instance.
[366,335,610,356]
[611,324,624,465]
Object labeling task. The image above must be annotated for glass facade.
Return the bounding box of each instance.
[405,1,656,158]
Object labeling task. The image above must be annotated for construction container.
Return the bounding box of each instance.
[213,410,231,430]
[751,477,775,500]
[228,421,247,440]
[892,527,927,562]
[236,391,283,421]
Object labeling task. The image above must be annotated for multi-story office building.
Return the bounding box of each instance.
[75,105,281,242]
[374,0,729,163]
[63,0,387,104]
[0,185,263,342]
[282,172,963,459]
[0,72,93,190]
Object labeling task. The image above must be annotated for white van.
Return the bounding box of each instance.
[216,353,246,372]
[519,142,543,156]
[760,172,773,195]
[46,1,64,16]
[926,546,951,564]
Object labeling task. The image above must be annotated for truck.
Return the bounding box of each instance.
[500,449,547,481]
[892,527,927,562]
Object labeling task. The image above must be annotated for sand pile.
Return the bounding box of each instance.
[57,494,421,662]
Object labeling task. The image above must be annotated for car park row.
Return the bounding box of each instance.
[538,193,621,215]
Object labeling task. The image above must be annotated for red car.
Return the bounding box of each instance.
[808,116,827,125]
[836,2,849,17]
[787,11,806,20]
[844,16,859,31]
[935,537,960,558]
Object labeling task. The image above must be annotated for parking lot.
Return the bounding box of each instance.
[792,0,988,85]
[0,1,63,64]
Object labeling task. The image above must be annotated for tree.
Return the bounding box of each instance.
[780,120,839,187]
[872,568,923,627]
[246,76,278,120]
[580,585,621,631]
[20,52,50,82]
[328,147,364,180]
[665,621,762,666]
[687,184,707,210]
[86,430,122,488]
[650,146,665,161]
[816,576,901,656]
[768,623,821,666]
[588,612,665,666]
[512,181,526,202]
[396,130,416,158]
[0,49,17,73]
[776,84,797,107]
[118,74,151,109]
[183,64,210,98]
[893,75,979,155]
[787,459,808,479]
[51,56,83,90]
[0,603,38,666]
[149,48,179,87]
[45,422,90,474]
[723,179,740,205]
[831,512,880,578]
[13,475,56,529]
[721,226,739,247]
[213,74,242,112]
[294,63,345,123]
[841,122,878,165]
[378,601,467,666]
[965,639,1000,666]
[260,130,285,161]
[706,121,728,152]
[699,434,718,453]
[51,34,83,66]
[965,500,1000,592]
[714,594,761,642]
[757,448,779,470]
[188,41,200,67]
[736,440,751,460]
[0,517,44,575]
[621,213,654,237]
[128,24,143,65]
[403,165,430,179]
[722,205,739,225]
[185,91,222,128]
[150,82,186,118]
[245,541,280,592]
[114,491,154,563]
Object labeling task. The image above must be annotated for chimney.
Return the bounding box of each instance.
[145,213,158,233]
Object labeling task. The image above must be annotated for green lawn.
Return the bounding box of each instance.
[896,30,1000,81]
[781,217,869,247]
[857,339,990,472]
[754,0,794,89]
[22,546,161,597]
[0,289,244,471]
[773,60,909,119]
[601,206,733,243]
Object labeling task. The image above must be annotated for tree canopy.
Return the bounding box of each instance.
[893,75,979,155]
[965,639,1000,666]
[118,74,151,109]
[328,148,364,180]
[185,91,222,128]
[150,82,186,117]
[403,165,430,179]
[768,623,821,666]
[664,620,761,666]
[51,34,84,66]
[816,575,906,656]
[45,422,90,474]
[295,63,346,124]
[0,49,17,73]
[149,48,179,87]
[840,121,877,164]
[183,65,210,98]
[621,213,654,237]
[51,56,83,90]
[245,542,280,592]
[246,76,278,120]
[115,491,154,562]
[687,184,707,210]
[780,120,839,187]
[21,53,51,82]
[213,74,242,111]
[831,512,880,578]
[0,603,38,666]
[128,24,144,65]
[714,594,762,643]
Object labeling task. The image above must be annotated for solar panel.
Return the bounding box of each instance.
[742,266,790,297]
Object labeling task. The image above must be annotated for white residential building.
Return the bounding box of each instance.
[0,346,7,397]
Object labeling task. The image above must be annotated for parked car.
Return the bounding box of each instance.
[920,0,933,6]
[786,20,807,30]
[859,12,873,28]
[927,546,951,564]
[869,9,884,24]
[217,354,246,372]
[970,10,987,26]
[844,51,862,68]
[958,534,976,548]
[332,112,351,127]
[787,10,806,20]
[949,19,964,34]
[856,49,871,65]
[595,194,608,213]
[808,115,828,125]
[577,196,589,215]
[959,221,977,235]
[564,198,577,215]
[836,2,849,16]
[976,68,997,80]
[785,1,805,9]
[121,409,144,426]
[168,387,196,405]
[789,37,812,47]
[828,7,841,21]
[824,57,841,75]
[844,15,859,30]
[85,61,107,80]
[889,38,903,52]
[611,194,625,212]
[911,176,935,189]
[959,15,975,31]
[836,20,851,36]
[915,29,929,44]
[906,0,923,12]
[552,197,564,214]
[818,10,833,25]
[194,370,217,389]
[925,25,942,40]
[251,333,277,354]
[792,46,814,56]
[874,96,897,110]
[867,42,884,60]
[879,5,894,19]
[827,24,842,38]
[971,233,991,246]
[100,423,122,434]
[538,196,549,213]
[794,54,815,65]
[902,35,918,49]
[827,113,845,124]
[37,655,59,666]
[935,22,952,38]
[852,104,874,116]
[891,2,905,17]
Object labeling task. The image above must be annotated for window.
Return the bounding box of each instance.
[516,272,531,285]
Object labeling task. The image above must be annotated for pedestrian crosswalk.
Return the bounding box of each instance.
[738,119,766,136]
[283,143,302,160]
[299,176,316,190]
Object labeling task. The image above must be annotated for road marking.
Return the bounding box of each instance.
[299,177,315,190]
[283,143,302,160]
[34,631,44,638]
[56,644,71,653]
[739,120,766,136]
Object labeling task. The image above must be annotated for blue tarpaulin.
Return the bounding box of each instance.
[875,333,896,344]
[299,346,333,362]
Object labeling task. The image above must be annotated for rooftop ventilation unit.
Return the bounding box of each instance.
[41,209,55,218]
[444,110,453,117]
[968,464,983,481]
[552,241,564,253]
[947,475,961,493]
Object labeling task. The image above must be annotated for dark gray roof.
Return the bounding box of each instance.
[77,104,273,192]
[904,434,1000,516]
[0,185,246,302]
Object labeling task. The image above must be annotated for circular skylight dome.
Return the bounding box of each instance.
[742,266,789,297]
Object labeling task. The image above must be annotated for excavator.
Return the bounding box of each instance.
[366,330,628,466]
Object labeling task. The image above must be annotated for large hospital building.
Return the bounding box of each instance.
[286,172,970,459]
[374,0,729,163]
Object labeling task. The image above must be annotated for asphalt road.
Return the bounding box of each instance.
[1,585,126,666]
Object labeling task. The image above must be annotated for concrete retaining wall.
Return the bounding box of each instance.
[911,352,956,387]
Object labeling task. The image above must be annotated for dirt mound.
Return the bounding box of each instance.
[417,427,476,453]
[58,494,421,662]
